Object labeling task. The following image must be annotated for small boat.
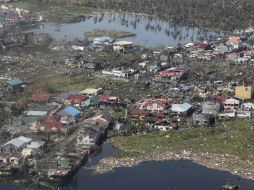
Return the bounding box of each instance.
[222,183,240,190]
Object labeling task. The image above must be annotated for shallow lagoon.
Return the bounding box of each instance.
[27,12,224,47]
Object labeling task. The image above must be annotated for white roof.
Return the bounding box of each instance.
[27,141,45,149]
[2,136,32,148]
[18,136,32,143]
[224,98,240,104]
[242,102,254,106]
[171,103,192,113]
[26,111,48,116]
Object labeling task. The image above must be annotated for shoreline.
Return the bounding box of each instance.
[91,148,254,181]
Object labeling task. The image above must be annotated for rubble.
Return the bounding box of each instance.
[92,150,254,181]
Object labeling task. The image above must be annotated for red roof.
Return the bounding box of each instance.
[196,43,208,49]
[42,116,63,129]
[152,112,164,118]
[227,37,241,44]
[100,95,120,102]
[129,108,149,117]
[69,95,87,103]
[216,96,226,103]
[159,69,184,78]
[100,95,111,102]
[32,92,51,102]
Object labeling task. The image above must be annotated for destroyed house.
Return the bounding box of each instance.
[36,160,58,170]
[159,69,185,80]
[129,108,149,119]
[93,36,114,45]
[83,62,102,71]
[77,127,103,146]
[102,68,136,78]
[112,41,133,52]
[138,99,169,113]
[31,92,52,102]
[202,101,220,116]
[193,113,215,126]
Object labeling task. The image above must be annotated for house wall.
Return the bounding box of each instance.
[77,134,95,145]
[242,104,254,111]
[235,86,253,100]
[146,103,164,113]
[1,144,19,153]
[223,99,240,110]
[193,114,208,125]
[236,111,252,119]
[9,157,19,165]
[0,156,8,164]
[113,45,124,52]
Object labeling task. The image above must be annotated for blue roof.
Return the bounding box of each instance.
[63,106,81,117]
[182,86,191,92]
[6,79,23,86]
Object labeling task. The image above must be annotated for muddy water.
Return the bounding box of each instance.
[1,143,254,190]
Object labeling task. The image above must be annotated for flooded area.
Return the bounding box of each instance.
[61,160,254,190]
[2,143,254,190]
[26,12,224,47]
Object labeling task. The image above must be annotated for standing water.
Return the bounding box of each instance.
[1,143,254,190]
[26,12,224,47]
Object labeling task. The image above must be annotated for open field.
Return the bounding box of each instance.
[9,1,98,22]
[112,120,254,160]
[39,0,254,31]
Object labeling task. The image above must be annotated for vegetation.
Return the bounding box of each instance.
[11,1,97,22]
[32,0,254,31]
[85,29,135,38]
[112,120,254,160]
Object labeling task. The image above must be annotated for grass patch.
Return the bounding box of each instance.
[111,120,254,160]
[9,1,98,22]
[85,29,135,38]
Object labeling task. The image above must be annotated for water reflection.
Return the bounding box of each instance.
[61,160,254,190]
[27,12,223,47]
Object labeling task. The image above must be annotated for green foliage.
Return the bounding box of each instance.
[112,120,254,160]
[85,29,135,38]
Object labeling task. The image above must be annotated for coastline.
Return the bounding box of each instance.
[91,148,254,181]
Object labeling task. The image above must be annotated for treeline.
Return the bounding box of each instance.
[38,0,254,30]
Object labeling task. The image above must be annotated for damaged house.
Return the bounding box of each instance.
[1,136,32,153]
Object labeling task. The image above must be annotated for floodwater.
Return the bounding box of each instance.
[2,143,254,190]
[26,12,224,47]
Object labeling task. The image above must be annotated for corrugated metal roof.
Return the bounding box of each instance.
[63,106,81,117]
[171,103,192,112]
[26,111,48,116]
[2,136,32,148]
[27,141,45,149]
[6,78,23,86]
